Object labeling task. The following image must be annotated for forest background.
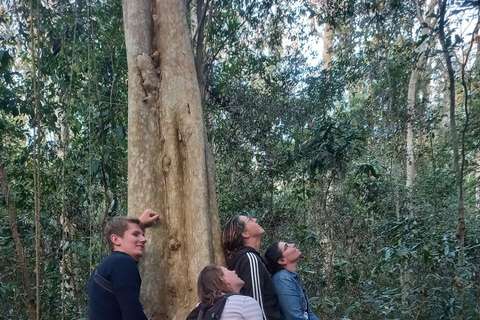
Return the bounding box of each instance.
[1,0,480,319]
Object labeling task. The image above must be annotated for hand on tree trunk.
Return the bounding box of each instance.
[139,209,161,227]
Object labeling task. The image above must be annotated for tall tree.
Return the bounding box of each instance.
[122,0,223,318]
[29,0,42,316]
[438,0,466,317]
[314,0,335,70]
[477,152,480,215]
[405,0,437,216]
[461,8,480,218]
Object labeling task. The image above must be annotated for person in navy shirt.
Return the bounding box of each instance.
[264,241,320,320]
[88,209,159,320]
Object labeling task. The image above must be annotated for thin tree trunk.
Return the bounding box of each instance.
[405,68,417,195]
[123,0,223,318]
[476,268,480,320]
[193,0,222,255]
[429,133,438,212]
[310,4,333,71]
[461,12,480,217]
[322,23,334,70]
[405,0,438,217]
[58,108,69,320]
[385,58,401,221]
[439,2,465,318]
[30,0,42,317]
[477,152,480,217]
[322,169,336,295]
[439,0,465,267]
[0,152,37,320]
[59,1,76,316]
[57,107,81,317]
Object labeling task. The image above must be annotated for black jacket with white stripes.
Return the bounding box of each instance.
[226,246,282,320]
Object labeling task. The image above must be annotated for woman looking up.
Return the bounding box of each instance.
[221,215,281,320]
[264,242,320,320]
[187,264,263,320]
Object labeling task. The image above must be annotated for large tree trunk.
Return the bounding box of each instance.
[194,0,208,109]
[0,152,37,320]
[122,1,223,319]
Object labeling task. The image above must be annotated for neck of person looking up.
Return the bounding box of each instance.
[244,237,262,252]
[284,261,298,273]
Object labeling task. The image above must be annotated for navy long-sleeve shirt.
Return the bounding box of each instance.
[88,251,148,320]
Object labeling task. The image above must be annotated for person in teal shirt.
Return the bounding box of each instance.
[264,242,320,320]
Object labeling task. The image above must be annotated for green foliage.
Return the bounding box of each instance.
[1,0,479,319]
[296,120,363,177]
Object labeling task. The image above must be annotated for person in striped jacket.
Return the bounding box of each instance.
[222,215,282,320]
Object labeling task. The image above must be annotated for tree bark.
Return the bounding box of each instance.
[193,0,223,273]
[461,12,480,218]
[57,107,81,318]
[477,152,480,217]
[322,23,334,70]
[0,152,37,320]
[310,1,333,71]
[405,68,417,194]
[30,0,42,316]
[123,0,223,318]
[194,0,208,109]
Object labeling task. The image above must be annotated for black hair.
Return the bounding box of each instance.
[264,241,284,276]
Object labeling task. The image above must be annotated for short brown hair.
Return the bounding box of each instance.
[221,215,246,260]
[104,216,145,250]
[197,264,234,306]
